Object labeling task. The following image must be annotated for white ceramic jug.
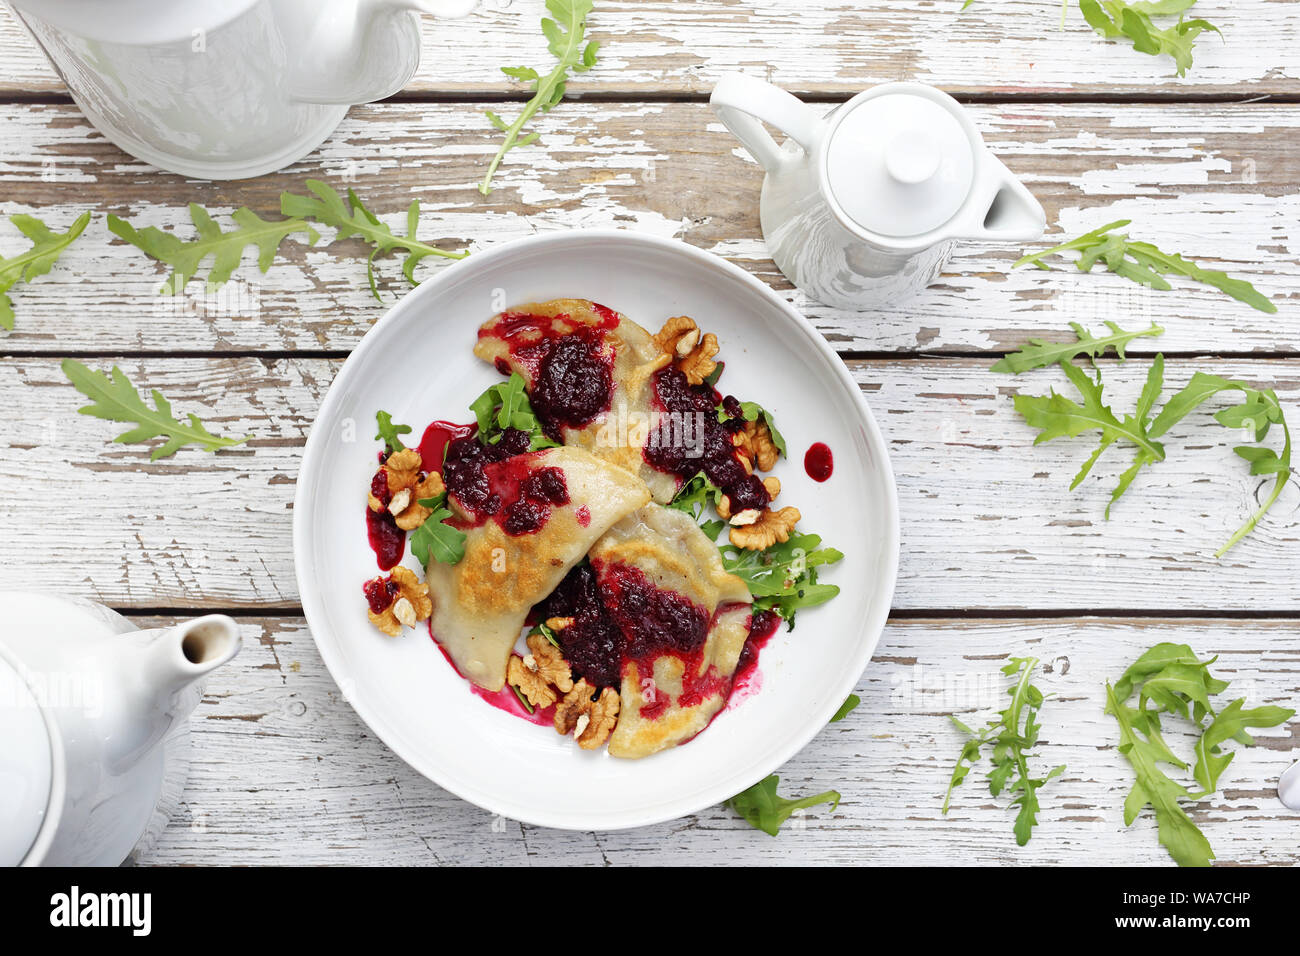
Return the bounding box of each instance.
[710,73,1047,310]
[0,592,240,865]
[9,0,478,179]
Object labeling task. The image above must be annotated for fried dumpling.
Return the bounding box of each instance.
[586,504,753,759]
[473,299,681,503]
[426,445,650,692]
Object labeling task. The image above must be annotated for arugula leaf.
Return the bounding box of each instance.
[830,694,860,723]
[480,0,600,195]
[1148,373,1292,556]
[468,372,560,450]
[726,774,840,836]
[1106,682,1215,867]
[666,473,726,538]
[0,211,90,331]
[62,359,250,461]
[1010,350,1292,555]
[280,180,468,300]
[409,494,467,566]
[1078,0,1220,76]
[1113,642,1227,710]
[1013,358,1166,501]
[109,205,318,295]
[1106,643,1295,866]
[991,321,1164,374]
[943,657,1065,846]
[1015,219,1274,313]
[1194,699,1294,792]
[375,410,412,455]
[720,531,843,628]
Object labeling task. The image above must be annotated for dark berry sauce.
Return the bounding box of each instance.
[369,469,391,507]
[804,441,833,482]
[599,562,710,663]
[734,608,781,684]
[366,509,404,571]
[534,563,626,689]
[441,429,569,537]
[530,330,614,438]
[478,309,618,440]
[645,366,771,511]
[362,574,400,614]
[533,560,761,723]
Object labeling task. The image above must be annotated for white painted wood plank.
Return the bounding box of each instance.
[0,102,1296,354]
[2,1,1297,96]
[129,615,1300,865]
[1,356,1296,610]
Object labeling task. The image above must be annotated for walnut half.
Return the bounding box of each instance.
[729,506,801,551]
[733,418,779,472]
[652,315,719,386]
[507,633,575,709]
[554,679,620,750]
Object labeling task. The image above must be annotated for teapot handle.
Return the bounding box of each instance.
[709,73,822,173]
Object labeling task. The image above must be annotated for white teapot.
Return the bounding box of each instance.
[0,592,240,866]
[710,73,1046,310]
[9,0,478,179]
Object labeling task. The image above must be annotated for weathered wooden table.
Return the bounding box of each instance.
[2,1,1297,865]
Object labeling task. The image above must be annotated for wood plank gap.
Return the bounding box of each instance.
[887,607,1300,620]
[5,89,1300,108]
[112,606,1300,621]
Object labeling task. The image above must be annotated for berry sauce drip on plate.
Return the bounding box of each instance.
[804,441,833,482]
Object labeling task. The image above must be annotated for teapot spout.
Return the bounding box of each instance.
[959,154,1046,242]
[108,615,241,771]
[281,0,479,107]
[143,615,242,692]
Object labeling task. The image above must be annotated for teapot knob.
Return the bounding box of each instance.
[883,130,942,185]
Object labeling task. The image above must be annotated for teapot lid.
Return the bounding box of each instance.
[0,653,54,866]
[824,84,977,239]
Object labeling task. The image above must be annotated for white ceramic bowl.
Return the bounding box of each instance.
[294,229,899,830]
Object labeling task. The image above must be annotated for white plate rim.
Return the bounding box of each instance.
[293,228,900,830]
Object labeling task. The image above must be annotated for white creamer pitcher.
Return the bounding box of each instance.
[9,0,478,179]
[0,592,240,866]
[710,73,1046,310]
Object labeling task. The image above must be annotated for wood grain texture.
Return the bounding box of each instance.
[2,0,1298,98]
[127,615,1300,866]
[0,102,1296,354]
[2,356,1296,611]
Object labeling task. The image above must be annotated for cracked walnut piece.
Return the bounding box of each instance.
[733,418,779,472]
[729,506,801,551]
[367,566,433,637]
[507,633,575,709]
[554,679,620,750]
[652,315,719,386]
[369,448,446,531]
